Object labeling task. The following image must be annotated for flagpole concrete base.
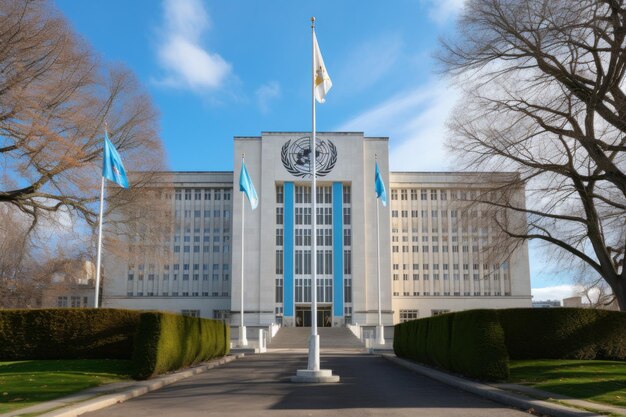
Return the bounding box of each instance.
[307,334,320,371]
[376,325,386,345]
[291,369,340,383]
[291,334,339,383]
[238,325,248,347]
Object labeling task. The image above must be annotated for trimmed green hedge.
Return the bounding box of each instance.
[0,309,141,360]
[0,309,231,380]
[449,310,509,380]
[395,310,508,381]
[426,313,454,369]
[132,312,230,380]
[499,308,626,360]
[394,308,626,382]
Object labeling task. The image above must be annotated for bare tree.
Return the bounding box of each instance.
[439,0,626,309]
[0,0,165,229]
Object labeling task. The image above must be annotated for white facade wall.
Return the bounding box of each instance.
[102,132,531,325]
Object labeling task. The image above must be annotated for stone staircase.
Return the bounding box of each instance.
[268,327,364,349]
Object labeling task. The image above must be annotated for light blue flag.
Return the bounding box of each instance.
[102,130,129,188]
[375,161,387,207]
[239,161,258,210]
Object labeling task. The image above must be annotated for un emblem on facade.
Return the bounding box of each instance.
[281,137,337,178]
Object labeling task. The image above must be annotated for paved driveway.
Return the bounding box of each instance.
[84,352,530,417]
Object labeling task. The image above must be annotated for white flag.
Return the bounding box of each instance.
[313,32,332,103]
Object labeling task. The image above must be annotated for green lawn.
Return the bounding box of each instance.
[509,359,626,409]
[0,359,132,413]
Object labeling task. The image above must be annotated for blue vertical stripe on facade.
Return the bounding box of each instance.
[283,182,294,317]
[332,182,344,317]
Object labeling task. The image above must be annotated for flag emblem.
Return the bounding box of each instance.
[102,131,129,188]
[375,161,387,207]
[239,161,258,210]
[313,32,332,103]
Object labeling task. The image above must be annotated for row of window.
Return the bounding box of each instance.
[391,189,490,201]
[279,228,352,247]
[173,245,230,253]
[127,291,229,297]
[394,291,509,297]
[281,185,352,204]
[175,189,231,201]
[392,244,480,253]
[130,263,230,271]
[392,263,509,271]
[398,309,451,322]
[57,296,89,308]
[275,249,352,275]
[175,209,231,218]
[128,273,230,281]
[391,209,482,218]
[392,273,508,280]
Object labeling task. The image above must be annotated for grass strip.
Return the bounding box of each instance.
[0,359,132,413]
[509,359,626,409]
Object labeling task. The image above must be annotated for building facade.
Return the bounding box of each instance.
[103,132,531,325]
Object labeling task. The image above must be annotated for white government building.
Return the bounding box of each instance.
[103,132,532,327]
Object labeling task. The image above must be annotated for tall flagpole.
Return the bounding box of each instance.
[308,16,320,372]
[376,156,385,345]
[292,17,338,383]
[240,155,248,346]
[94,176,105,308]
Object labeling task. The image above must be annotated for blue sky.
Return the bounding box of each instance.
[55,0,575,300]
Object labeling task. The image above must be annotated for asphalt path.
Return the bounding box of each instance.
[84,352,530,417]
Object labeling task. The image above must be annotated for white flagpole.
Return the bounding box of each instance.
[94,176,105,308]
[308,16,320,372]
[240,155,248,346]
[376,157,384,344]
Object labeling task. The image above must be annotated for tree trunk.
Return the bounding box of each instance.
[615,279,626,311]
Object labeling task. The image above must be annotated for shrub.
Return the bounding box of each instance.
[425,313,454,369]
[0,309,141,360]
[132,312,230,380]
[393,322,408,358]
[498,308,626,360]
[449,309,509,380]
[414,318,430,363]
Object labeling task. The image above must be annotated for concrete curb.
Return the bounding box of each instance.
[381,354,602,417]
[6,354,243,417]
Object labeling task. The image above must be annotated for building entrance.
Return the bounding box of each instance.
[295,305,332,327]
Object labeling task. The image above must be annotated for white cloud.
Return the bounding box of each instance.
[338,80,459,171]
[423,0,465,24]
[532,285,579,302]
[335,34,403,94]
[155,0,231,91]
[255,81,281,114]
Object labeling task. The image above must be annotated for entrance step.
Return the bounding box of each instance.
[268,327,364,349]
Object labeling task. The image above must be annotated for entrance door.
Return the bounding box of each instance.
[317,306,332,327]
[295,306,311,327]
[295,305,331,327]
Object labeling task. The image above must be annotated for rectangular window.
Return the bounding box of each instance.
[276,185,284,203]
[343,228,351,246]
[343,207,351,225]
[276,250,283,274]
[275,278,283,303]
[276,207,283,225]
[343,185,351,204]
[343,250,352,274]
[399,310,419,322]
